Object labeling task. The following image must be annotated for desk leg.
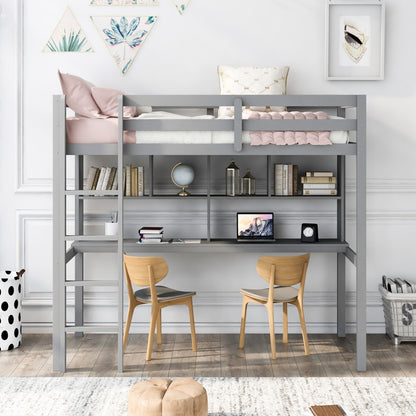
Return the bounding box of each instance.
[337,253,346,337]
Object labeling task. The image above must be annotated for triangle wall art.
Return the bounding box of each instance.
[90,0,158,5]
[171,0,191,15]
[43,7,93,52]
[91,16,157,75]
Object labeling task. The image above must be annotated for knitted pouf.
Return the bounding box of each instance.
[128,377,208,416]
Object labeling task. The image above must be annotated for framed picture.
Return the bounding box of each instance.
[325,0,385,80]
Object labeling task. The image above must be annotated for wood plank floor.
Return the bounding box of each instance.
[1,333,415,377]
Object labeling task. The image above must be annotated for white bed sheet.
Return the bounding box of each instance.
[134,111,349,144]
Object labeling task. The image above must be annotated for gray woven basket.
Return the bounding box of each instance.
[379,284,416,345]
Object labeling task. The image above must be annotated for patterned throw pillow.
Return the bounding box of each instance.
[217,65,289,118]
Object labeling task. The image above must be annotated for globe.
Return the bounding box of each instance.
[171,163,195,196]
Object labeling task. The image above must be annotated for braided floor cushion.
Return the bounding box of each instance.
[128,377,208,416]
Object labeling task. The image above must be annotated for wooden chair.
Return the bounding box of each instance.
[238,254,311,359]
[123,254,197,361]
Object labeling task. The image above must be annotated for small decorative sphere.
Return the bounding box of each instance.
[172,164,194,187]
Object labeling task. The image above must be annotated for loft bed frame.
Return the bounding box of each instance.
[53,94,366,372]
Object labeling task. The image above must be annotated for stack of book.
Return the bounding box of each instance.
[274,164,299,196]
[138,226,164,244]
[84,165,144,196]
[301,171,337,195]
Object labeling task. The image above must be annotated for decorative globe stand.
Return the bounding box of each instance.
[171,162,194,196]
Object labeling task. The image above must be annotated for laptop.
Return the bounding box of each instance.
[236,212,275,242]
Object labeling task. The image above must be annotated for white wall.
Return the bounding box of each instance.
[1,0,416,334]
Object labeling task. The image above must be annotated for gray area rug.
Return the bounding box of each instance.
[0,377,415,415]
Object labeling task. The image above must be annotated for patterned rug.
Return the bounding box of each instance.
[0,377,415,415]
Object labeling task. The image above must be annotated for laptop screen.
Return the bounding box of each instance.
[236,213,274,240]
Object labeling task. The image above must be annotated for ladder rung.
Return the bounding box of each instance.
[64,235,119,241]
[65,325,118,333]
[64,280,119,287]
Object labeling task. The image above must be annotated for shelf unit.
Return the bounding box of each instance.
[53,94,366,373]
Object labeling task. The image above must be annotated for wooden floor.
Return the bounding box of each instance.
[1,333,415,377]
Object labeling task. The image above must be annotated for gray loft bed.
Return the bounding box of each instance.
[53,94,366,373]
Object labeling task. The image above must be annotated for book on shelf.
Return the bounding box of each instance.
[303,183,336,189]
[306,171,334,177]
[274,163,298,196]
[131,167,138,197]
[274,164,283,195]
[139,226,164,234]
[301,176,336,184]
[138,166,144,197]
[106,167,117,190]
[96,167,107,190]
[91,168,101,190]
[139,233,163,239]
[125,165,132,196]
[85,166,98,190]
[139,236,163,243]
[101,167,112,190]
[111,168,118,191]
[303,189,337,195]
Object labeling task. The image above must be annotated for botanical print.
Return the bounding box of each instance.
[91,16,157,75]
[171,0,191,15]
[43,7,93,52]
[90,0,158,5]
[339,16,370,66]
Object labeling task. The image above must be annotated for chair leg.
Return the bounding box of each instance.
[239,296,249,349]
[295,300,310,356]
[146,306,159,361]
[282,302,288,344]
[267,303,276,359]
[156,309,162,345]
[123,303,135,351]
[186,298,197,352]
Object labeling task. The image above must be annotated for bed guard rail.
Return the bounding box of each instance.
[120,95,363,152]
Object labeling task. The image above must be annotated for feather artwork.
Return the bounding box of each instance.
[91,16,157,75]
[171,0,191,15]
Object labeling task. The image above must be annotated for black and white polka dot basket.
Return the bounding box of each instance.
[0,270,25,351]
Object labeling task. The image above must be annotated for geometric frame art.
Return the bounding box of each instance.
[91,15,157,76]
[325,0,385,80]
[43,7,94,53]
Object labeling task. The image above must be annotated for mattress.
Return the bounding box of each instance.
[65,112,349,144]
[66,117,136,144]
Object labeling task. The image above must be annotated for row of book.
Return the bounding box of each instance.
[301,171,337,196]
[382,275,416,294]
[84,166,144,197]
[274,166,337,196]
[138,226,164,244]
[274,164,299,195]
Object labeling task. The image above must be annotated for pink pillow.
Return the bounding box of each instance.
[91,87,137,118]
[58,71,105,118]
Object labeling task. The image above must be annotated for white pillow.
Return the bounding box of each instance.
[217,65,289,118]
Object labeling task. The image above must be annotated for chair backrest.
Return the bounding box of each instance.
[256,254,310,287]
[123,255,168,287]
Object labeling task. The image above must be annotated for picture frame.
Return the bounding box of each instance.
[325,0,385,80]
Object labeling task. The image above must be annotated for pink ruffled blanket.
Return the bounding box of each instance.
[247,110,332,146]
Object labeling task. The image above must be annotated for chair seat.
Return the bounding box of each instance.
[135,285,196,302]
[240,286,298,302]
